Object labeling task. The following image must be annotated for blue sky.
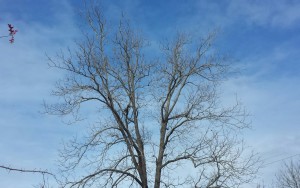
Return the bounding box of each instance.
[1,0,300,187]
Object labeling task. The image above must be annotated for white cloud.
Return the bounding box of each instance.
[1,0,300,187]
[221,45,300,186]
[227,0,300,28]
[0,1,81,187]
[174,0,300,34]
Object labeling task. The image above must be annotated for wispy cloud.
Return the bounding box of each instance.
[221,44,300,186]
[1,0,300,187]
[0,1,81,187]
[227,0,300,28]
[172,0,300,35]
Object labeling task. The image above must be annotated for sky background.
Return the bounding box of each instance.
[0,0,300,187]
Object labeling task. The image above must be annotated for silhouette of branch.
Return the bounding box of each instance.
[0,165,56,179]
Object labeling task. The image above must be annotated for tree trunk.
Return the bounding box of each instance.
[154,122,167,188]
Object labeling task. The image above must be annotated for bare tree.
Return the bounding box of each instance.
[275,160,300,188]
[45,3,259,188]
